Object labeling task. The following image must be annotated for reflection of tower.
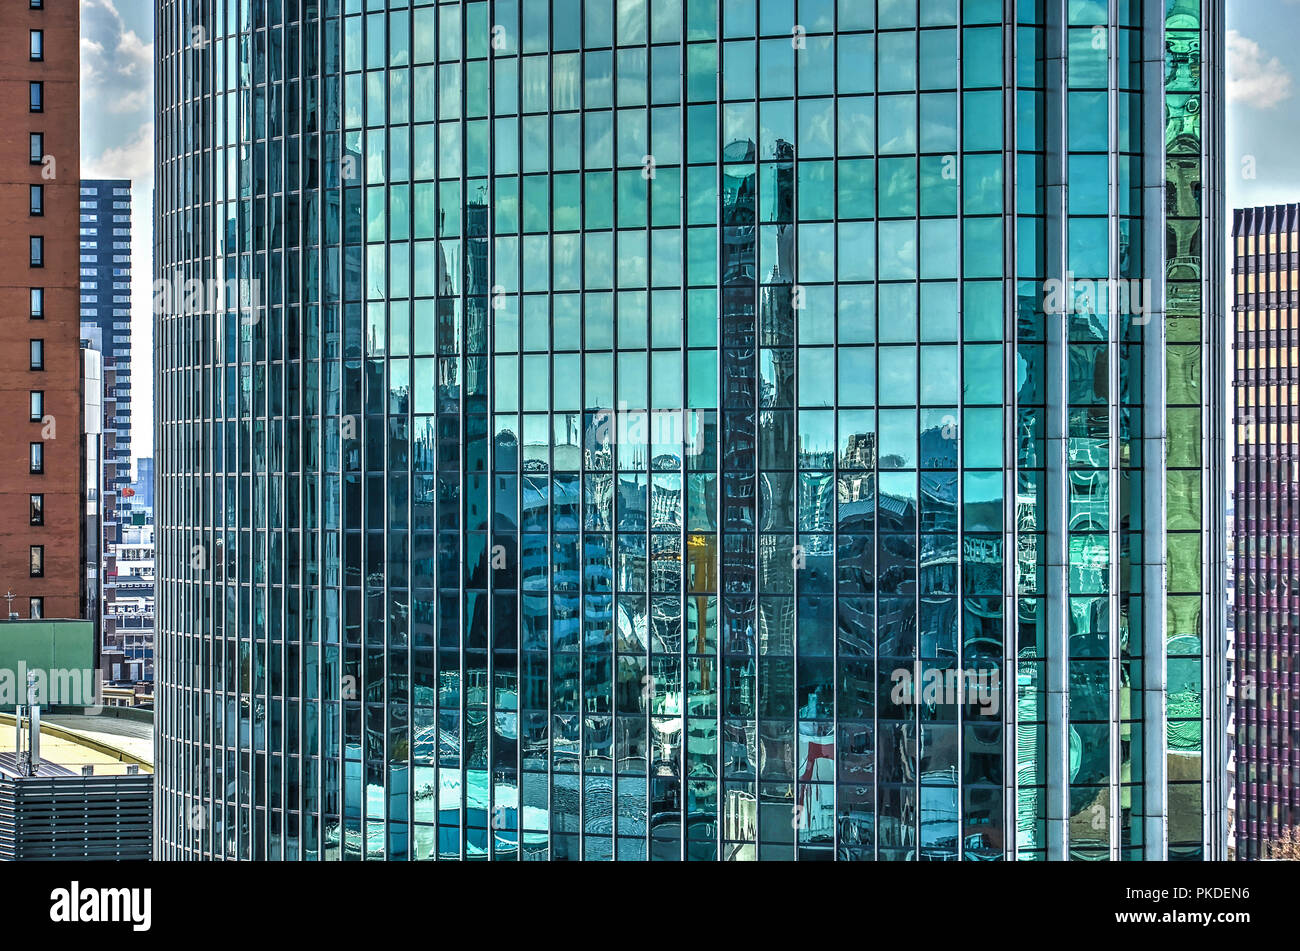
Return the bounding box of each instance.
[760,135,797,517]
[721,138,758,594]
[917,472,958,597]
[436,206,459,352]
[342,145,363,292]
[466,198,490,395]
[1164,2,1202,95]
[756,138,799,658]
[1164,2,1202,319]
[719,137,759,850]
[145,0,1226,864]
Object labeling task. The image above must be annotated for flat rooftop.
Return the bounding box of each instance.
[0,712,153,777]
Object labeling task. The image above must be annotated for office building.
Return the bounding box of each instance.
[1231,203,1299,860]
[79,178,135,482]
[80,180,138,678]
[156,0,1226,860]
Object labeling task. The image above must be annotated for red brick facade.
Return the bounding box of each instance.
[0,1,82,619]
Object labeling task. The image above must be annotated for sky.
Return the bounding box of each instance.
[81,0,153,464]
[77,0,1300,466]
[1228,0,1300,208]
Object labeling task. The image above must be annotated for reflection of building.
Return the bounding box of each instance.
[156,3,1224,861]
[841,433,876,470]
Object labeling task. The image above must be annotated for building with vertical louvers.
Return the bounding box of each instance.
[1231,203,1300,860]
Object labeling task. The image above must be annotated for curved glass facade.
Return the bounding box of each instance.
[155,0,1224,860]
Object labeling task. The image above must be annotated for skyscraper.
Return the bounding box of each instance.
[1,0,84,621]
[79,179,135,514]
[1230,203,1297,860]
[156,0,1226,860]
[79,178,135,670]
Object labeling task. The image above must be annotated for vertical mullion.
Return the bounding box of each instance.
[1105,0,1122,864]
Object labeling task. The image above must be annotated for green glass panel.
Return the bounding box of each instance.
[1165,532,1201,595]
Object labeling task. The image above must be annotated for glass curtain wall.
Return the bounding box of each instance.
[155,0,1224,861]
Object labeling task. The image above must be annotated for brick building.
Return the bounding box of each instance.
[0,2,83,620]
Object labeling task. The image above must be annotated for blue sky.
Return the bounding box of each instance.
[81,0,152,463]
[78,0,1300,463]
[1228,0,1300,208]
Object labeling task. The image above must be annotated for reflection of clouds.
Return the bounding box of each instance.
[615,111,647,165]
[919,108,957,152]
[797,223,836,282]
[583,233,614,287]
[1067,29,1110,87]
[552,63,580,109]
[493,237,519,288]
[651,231,682,285]
[798,348,835,406]
[617,233,648,287]
[724,103,756,144]
[495,121,519,171]
[839,285,876,340]
[920,220,961,280]
[585,120,613,166]
[879,346,914,401]
[878,221,917,280]
[553,234,581,288]
[760,101,794,157]
[876,96,914,153]
[880,160,915,215]
[798,100,835,156]
[583,50,613,101]
[965,164,1003,209]
[616,48,647,101]
[796,36,836,94]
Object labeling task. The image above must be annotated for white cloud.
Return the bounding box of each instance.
[81,0,157,461]
[1228,30,1294,108]
[82,122,153,183]
[80,0,153,119]
[83,122,156,462]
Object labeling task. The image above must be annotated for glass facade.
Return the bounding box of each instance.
[155,0,1224,860]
